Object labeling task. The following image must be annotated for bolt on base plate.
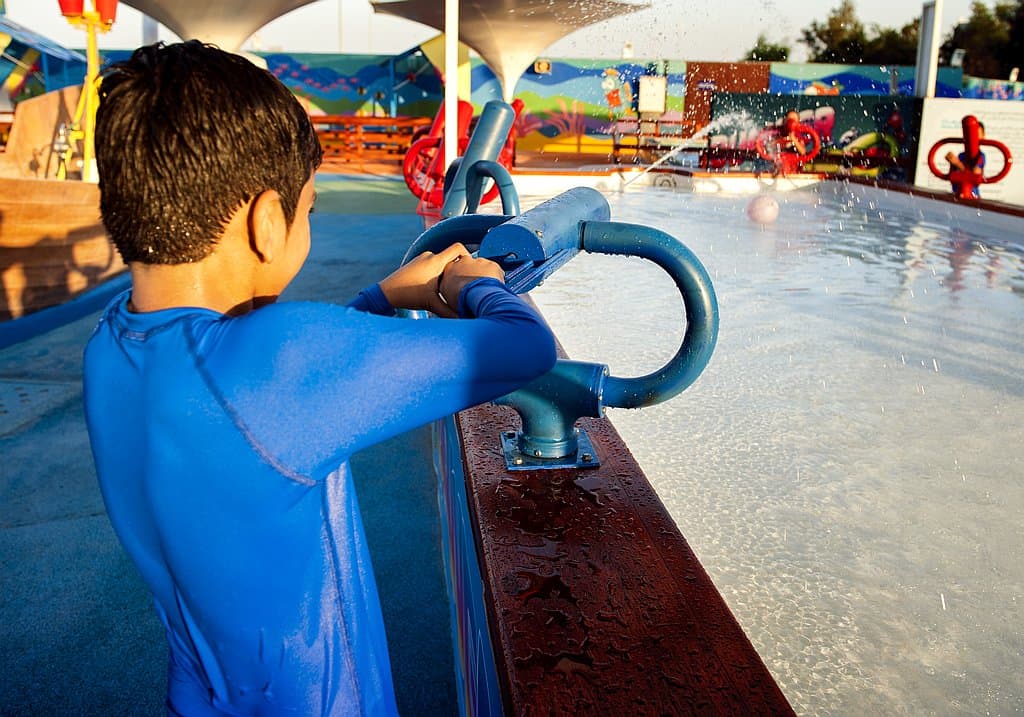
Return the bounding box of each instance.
[498,429,601,471]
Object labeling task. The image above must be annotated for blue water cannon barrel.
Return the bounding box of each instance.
[478,187,611,294]
[441,100,517,218]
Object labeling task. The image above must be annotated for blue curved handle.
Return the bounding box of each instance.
[581,221,719,409]
[493,216,719,468]
[465,160,520,216]
[400,213,510,266]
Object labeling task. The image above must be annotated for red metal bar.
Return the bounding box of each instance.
[57,0,85,16]
[95,0,118,24]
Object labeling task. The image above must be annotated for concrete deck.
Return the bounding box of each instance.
[0,175,456,715]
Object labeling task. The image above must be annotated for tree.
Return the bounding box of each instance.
[862,20,920,64]
[800,0,868,63]
[939,1,1017,78]
[743,34,790,62]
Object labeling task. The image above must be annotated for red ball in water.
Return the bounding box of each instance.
[747,195,779,224]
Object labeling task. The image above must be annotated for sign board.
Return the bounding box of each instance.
[638,75,666,115]
[914,97,1024,205]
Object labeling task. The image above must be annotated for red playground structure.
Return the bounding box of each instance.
[403,99,522,218]
[755,114,821,175]
[927,114,1013,200]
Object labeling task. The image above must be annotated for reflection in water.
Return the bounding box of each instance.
[529,184,1024,717]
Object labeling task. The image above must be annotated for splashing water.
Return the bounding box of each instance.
[622,109,759,187]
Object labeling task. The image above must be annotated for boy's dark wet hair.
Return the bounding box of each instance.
[95,41,323,264]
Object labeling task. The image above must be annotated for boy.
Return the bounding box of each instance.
[781,109,807,156]
[83,41,556,716]
[946,120,986,198]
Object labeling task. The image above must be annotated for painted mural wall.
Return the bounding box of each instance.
[472,58,685,154]
[962,76,1024,101]
[95,51,1024,169]
[769,63,963,98]
[106,48,445,118]
[709,93,920,180]
[261,50,443,118]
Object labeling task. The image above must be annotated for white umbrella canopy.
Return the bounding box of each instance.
[371,0,649,100]
[119,0,321,52]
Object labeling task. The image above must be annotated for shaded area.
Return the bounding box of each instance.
[0,176,456,715]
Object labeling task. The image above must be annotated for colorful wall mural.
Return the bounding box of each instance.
[263,50,443,117]
[709,93,920,180]
[88,49,1024,167]
[962,76,1024,101]
[470,58,685,154]
[769,63,963,98]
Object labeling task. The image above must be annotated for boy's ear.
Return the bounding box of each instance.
[249,189,287,264]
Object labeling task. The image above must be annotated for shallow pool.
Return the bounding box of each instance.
[528,182,1024,716]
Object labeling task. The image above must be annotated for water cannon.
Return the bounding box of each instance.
[402,187,719,471]
[476,187,610,293]
[927,114,1013,199]
[440,101,519,219]
[963,114,981,159]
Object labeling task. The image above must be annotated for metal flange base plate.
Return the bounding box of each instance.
[499,429,600,471]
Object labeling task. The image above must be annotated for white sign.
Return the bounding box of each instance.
[914,97,1024,206]
[638,76,667,115]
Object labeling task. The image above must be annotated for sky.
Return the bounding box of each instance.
[4,0,978,63]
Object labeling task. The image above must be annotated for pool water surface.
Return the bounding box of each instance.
[528,182,1024,716]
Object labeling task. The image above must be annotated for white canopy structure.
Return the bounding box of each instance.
[371,0,649,101]
[119,1,649,99]
[119,0,320,52]
[114,0,649,170]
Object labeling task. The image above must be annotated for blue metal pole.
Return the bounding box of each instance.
[440,100,515,218]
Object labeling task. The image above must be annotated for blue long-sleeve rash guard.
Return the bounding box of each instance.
[83,278,556,716]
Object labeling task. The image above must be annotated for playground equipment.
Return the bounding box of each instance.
[927,114,1013,200]
[402,99,473,212]
[807,131,902,178]
[755,117,821,175]
[403,184,718,469]
[55,0,118,181]
[403,98,522,219]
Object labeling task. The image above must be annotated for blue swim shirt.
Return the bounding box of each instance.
[83,279,556,715]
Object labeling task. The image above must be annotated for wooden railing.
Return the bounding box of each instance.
[611,117,699,164]
[310,115,432,167]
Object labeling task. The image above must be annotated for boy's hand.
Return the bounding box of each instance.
[379,243,504,318]
[438,252,505,314]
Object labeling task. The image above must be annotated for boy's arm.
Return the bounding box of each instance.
[212,279,556,480]
[347,284,395,316]
[346,243,494,318]
[946,151,966,171]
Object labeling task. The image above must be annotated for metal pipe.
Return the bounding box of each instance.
[581,221,718,409]
[443,0,458,172]
[440,100,515,218]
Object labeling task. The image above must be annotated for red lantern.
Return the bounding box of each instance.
[95,0,118,24]
[57,0,85,16]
